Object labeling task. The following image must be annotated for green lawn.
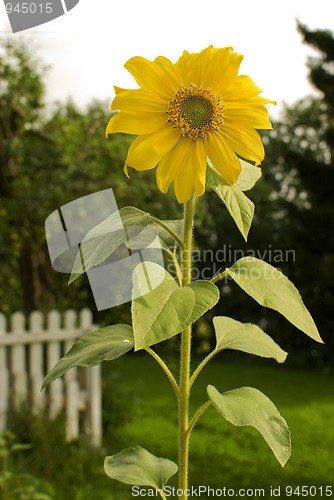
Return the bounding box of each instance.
[103,353,334,499]
[8,354,334,499]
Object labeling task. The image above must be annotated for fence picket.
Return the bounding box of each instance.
[79,309,102,447]
[29,311,45,412]
[0,314,9,432]
[10,312,28,408]
[46,310,64,419]
[64,310,80,441]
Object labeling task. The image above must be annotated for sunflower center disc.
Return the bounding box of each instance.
[180,96,214,129]
[168,85,224,140]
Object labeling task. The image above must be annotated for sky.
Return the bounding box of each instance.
[1,0,334,118]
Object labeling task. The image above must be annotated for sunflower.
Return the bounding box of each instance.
[106,46,275,203]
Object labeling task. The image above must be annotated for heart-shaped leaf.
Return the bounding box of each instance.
[132,262,219,350]
[104,447,178,490]
[213,316,287,363]
[42,324,133,388]
[225,257,323,343]
[207,385,291,467]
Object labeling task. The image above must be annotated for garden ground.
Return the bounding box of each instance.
[8,354,334,499]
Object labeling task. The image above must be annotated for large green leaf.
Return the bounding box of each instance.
[213,316,287,362]
[104,446,178,491]
[42,324,133,388]
[206,161,254,241]
[132,262,219,350]
[207,385,291,467]
[225,257,323,343]
[236,159,262,191]
[69,207,150,284]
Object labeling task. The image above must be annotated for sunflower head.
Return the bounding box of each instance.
[106,46,275,203]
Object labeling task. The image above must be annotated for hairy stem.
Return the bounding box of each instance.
[210,270,227,284]
[145,347,180,400]
[149,215,184,249]
[178,195,195,497]
[187,401,212,437]
[189,350,218,389]
[172,250,183,286]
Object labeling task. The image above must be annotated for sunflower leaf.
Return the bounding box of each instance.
[206,161,254,241]
[213,316,287,362]
[225,257,323,343]
[236,159,262,191]
[132,262,219,350]
[207,385,291,467]
[42,324,134,389]
[68,207,150,284]
[104,446,178,490]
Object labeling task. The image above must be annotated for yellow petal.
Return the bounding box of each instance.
[202,47,234,90]
[193,139,207,196]
[226,95,276,106]
[175,50,191,82]
[125,56,177,100]
[221,75,262,100]
[221,124,265,166]
[154,56,184,90]
[224,104,273,130]
[173,139,207,203]
[214,50,244,94]
[111,88,167,114]
[114,86,128,95]
[173,156,196,204]
[125,124,181,172]
[106,111,167,136]
[156,138,193,193]
[206,130,241,184]
[185,46,215,88]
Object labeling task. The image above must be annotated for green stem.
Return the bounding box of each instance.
[187,401,212,437]
[160,490,167,500]
[171,250,183,286]
[149,215,184,250]
[145,348,180,400]
[189,350,218,389]
[210,270,227,284]
[178,195,195,498]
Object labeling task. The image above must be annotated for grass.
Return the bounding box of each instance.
[9,353,334,499]
[104,353,334,498]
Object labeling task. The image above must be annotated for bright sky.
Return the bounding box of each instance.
[1,0,334,118]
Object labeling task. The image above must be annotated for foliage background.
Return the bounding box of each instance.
[0,21,333,500]
[0,23,333,369]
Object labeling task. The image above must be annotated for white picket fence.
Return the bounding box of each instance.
[0,309,102,446]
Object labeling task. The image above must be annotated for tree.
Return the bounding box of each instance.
[0,39,180,318]
[194,23,334,369]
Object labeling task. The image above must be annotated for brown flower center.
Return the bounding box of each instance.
[167,84,224,140]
